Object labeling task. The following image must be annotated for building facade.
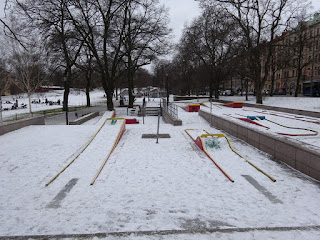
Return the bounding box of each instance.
[263,13,320,95]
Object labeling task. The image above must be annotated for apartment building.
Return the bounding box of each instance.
[264,13,320,96]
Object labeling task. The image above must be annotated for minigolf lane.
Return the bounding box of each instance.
[46,117,125,186]
[228,113,318,136]
[185,129,276,182]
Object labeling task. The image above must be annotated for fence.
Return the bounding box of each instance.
[161,98,179,120]
[1,103,100,124]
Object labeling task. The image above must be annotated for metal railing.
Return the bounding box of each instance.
[161,98,178,120]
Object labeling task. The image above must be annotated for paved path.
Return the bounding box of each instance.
[45,105,110,125]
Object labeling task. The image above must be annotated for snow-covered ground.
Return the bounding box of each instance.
[196,102,320,149]
[219,95,320,112]
[0,89,108,120]
[1,98,320,239]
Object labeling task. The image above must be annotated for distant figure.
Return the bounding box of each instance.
[16,99,18,108]
[75,112,78,118]
[57,99,60,105]
[143,97,146,106]
[120,96,124,106]
[45,98,48,105]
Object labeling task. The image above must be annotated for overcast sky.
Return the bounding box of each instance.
[161,0,320,44]
[1,0,320,42]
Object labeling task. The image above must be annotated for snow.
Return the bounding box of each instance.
[0,93,320,239]
[198,101,320,150]
[1,89,107,121]
[219,95,320,112]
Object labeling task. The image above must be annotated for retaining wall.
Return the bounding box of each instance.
[199,109,320,182]
[174,96,209,101]
[162,108,182,126]
[69,112,99,125]
[0,116,45,136]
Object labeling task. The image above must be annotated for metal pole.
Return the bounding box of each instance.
[156,111,160,144]
[210,97,212,127]
[166,74,169,106]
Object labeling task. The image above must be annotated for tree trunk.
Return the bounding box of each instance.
[86,71,91,107]
[209,73,214,99]
[28,92,32,116]
[106,88,114,111]
[245,79,249,101]
[295,68,302,97]
[255,82,263,104]
[0,95,2,124]
[116,88,118,100]
[63,81,70,111]
[214,69,220,99]
[86,85,90,107]
[128,70,135,108]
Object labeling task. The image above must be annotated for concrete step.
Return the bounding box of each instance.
[139,107,161,116]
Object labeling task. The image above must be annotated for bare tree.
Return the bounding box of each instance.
[122,0,171,107]
[197,0,307,103]
[65,0,130,110]
[75,48,94,107]
[289,15,314,97]
[0,59,11,123]
[8,41,49,115]
[180,6,240,99]
[9,0,85,114]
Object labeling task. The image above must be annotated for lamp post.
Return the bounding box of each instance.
[63,75,69,125]
[166,73,169,106]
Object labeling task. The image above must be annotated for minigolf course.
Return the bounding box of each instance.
[222,101,243,108]
[229,114,318,136]
[46,116,125,186]
[185,129,276,182]
[181,104,201,112]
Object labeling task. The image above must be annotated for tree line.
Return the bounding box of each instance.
[0,0,318,114]
[0,0,171,112]
[153,0,315,103]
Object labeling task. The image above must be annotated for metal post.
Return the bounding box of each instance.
[210,97,212,127]
[166,74,169,106]
[156,111,160,144]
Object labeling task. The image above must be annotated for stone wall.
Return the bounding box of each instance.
[199,109,320,181]
[0,116,45,136]
[161,108,182,126]
[69,112,99,125]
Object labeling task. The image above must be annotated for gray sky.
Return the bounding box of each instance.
[159,0,201,43]
[160,0,320,44]
[1,0,320,42]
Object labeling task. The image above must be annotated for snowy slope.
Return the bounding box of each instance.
[1,104,320,239]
